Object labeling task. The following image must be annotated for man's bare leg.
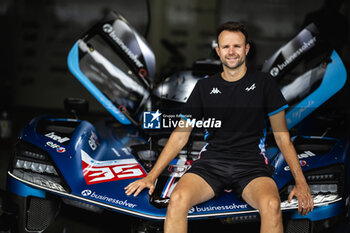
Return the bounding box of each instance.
[242,177,283,233]
[164,173,215,233]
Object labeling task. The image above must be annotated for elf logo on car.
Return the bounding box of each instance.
[284,160,307,171]
[88,131,99,151]
[46,141,66,153]
[45,132,70,144]
[56,147,66,153]
[81,150,147,185]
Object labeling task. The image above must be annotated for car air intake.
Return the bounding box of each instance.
[293,136,336,155]
[285,219,312,233]
[26,197,59,231]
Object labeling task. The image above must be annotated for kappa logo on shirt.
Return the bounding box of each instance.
[210,87,221,94]
[245,83,256,92]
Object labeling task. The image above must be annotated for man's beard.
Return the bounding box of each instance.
[222,57,245,70]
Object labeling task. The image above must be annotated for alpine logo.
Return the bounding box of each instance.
[210,87,221,94]
[245,83,256,91]
[153,199,170,204]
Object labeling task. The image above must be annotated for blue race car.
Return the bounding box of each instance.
[6,11,349,233]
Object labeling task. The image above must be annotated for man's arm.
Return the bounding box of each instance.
[125,120,192,197]
[269,110,314,216]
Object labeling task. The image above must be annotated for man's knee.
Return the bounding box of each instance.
[168,190,191,211]
[260,196,281,215]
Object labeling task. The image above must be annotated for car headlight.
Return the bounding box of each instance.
[280,164,344,208]
[10,140,70,193]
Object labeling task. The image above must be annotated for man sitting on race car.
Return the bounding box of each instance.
[125,21,314,233]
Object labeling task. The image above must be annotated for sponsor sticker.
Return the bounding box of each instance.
[88,131,100,151]
[269,36,317,77]
[297,150,315,159]
[45,132,70,143]
[80,189,137,208]
[112,148,121,157]
[56,147,66,153]
[102,23,144,69]
[81,150,147,185]
[188,203,248,214]
[284,160,307,171]
[46,141,66,153]
[81,189,92,196]
[121,147,131,155]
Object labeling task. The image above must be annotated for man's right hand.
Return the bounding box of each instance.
[124,176,156,197]
[124,123,192,197]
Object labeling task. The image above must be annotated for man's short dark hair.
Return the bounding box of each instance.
[216,21,248,44]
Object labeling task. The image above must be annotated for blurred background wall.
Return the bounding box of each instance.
[0,0,349,113]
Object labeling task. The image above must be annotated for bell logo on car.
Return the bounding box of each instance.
[45,132,70,144]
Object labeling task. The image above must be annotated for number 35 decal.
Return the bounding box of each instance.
[81,150,147,185]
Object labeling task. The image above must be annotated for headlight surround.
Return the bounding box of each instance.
[10,140,70,193]
[280,164,344,208]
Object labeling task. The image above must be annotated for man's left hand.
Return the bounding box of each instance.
[288,182,314,216]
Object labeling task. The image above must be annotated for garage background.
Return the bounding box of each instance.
[0,0,349,114]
